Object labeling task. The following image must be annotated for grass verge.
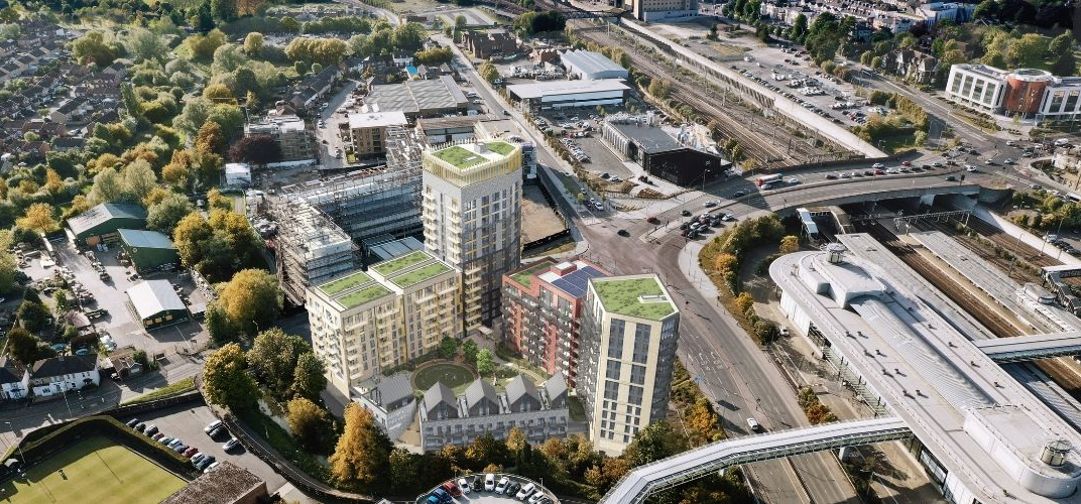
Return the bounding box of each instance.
[120,377,195,406]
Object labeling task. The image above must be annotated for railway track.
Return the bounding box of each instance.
[570,20,822,167]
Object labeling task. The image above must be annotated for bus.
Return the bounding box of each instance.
[756,174,782,187]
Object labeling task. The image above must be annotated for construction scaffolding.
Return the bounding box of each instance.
[270,200,358,306]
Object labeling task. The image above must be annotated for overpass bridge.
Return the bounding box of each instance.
[975,332,1081,363]
[766,179,983,214]
[598,417,911,504]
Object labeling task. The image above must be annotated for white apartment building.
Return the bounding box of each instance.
[307,250,460,400]
[576,275,680,455]
[422,141,523,331]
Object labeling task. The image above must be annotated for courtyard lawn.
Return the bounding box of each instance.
[413,362,476,394]
[0,436,186,504]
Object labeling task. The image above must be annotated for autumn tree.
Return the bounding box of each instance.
[228,135,283,166]
[162,149,194,188]
[286,397,335,454]
[17,203,59,234]
[195,120,225,155]
[202,343,258,411]
[243,32,264,55]
[779,235,800,254]
[217,269,281,335]
[330,403,392,491]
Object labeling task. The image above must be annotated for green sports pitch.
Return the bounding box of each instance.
[0,436,187,504]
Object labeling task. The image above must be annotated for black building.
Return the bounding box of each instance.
[602,120,731,186]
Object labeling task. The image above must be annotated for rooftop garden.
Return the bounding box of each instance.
[318,271,373,296]
[338,284,393,308]
[509,260,554,289]
[389,262,452,288]
[371,250,429,276]
[592,276,675,321]
[431,142,515,169]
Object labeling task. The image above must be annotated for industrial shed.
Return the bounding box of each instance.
[127,279,188,330]
[66,202,147,246]
[560,50,629,81]
[118,229,179,273]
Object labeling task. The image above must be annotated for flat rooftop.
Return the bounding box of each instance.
[369,250,454,289]
[589,275,675,321]
[771,233,1081,503]
[607,121,683,154]
[348,110,408,129]
[429,141,516,170]
[315,270,393,309]
[507,79,630,100]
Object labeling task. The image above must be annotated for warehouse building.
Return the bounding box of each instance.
[66,202,147,247]
[127,279,189,330]
[507,80,630,112]
[118,229,179,273]
[364,76,468,119]
[560,50,628,81]
[602,119,730,186]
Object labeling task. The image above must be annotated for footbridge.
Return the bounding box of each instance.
[975,332,1081,363]
[598,417,911,504]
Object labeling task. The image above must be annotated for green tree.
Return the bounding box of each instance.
[206,303,238,345]
[247,327,310,398]
[6,327,52,365]
[330,403,393,491]
[72,31,119,67]
[1049,32,1077,76]
[476,348,495,376]
[478,60,499,83]
[438,336,458,359]
[218,269,281,336]
[292,352,328,402]
[211,0,237,22]
[243,32,265,56]
[124,28,168,63]
[0,231,16,294]
[286,397,335,454]
[462,340,479,365]
[623,422,688,467]
[203,343,258,410]
[788,13,808,42]
[16,203,59,234]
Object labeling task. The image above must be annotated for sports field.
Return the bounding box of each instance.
[0,436,186,504]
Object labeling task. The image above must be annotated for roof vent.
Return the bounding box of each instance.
[1041,439,1071,467]
[826,243,847,264]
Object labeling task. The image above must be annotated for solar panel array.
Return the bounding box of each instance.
[551,266,606,298]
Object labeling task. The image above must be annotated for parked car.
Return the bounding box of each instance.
[472,477,483,492]
[144,425,158,436]
[617,229,630,237]
[507,481,521,496]
[747,417,764,432]
[458,478,471,494]
[126,418,140,428]
[152,433,166,442]
[733,189,747,197]
[182,447,198,458]
[517,482,537,500]
[496,476,511,494]
[203,462,220,473]
[172,443,188,453]
[485,473,497,492]
[223,438,241,451]
[204,420,223,434]
[134,423,146,433]
[194,455,216,471]
[191,453,207,465]
[158,437,174,446]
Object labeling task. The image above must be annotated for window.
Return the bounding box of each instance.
[628,385,643,405]
[632,324,651,363]
[607,320,625,359]
[604,380,619,401]
[630,365,646,385]
[606,360,622,380]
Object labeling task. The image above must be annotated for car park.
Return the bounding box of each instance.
[158,437,173,445]
[191,453,206,465]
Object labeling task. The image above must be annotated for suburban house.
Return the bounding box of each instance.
[0,357,29,401]
[29,354,100,398]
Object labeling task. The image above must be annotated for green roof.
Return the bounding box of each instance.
[509,260,554,289]
[319,271,374,295]
[431,142,516,169]
[339,284,393,308]
[387,262,452,288]
[591,276,675,321]
[370,250,428,276]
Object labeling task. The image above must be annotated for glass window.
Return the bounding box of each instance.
[628,385,643,405]
[632,324,651,363]
[604,380,619,400]
[606,360,622,380]
[630,364,646,385]
[607,320,625,359]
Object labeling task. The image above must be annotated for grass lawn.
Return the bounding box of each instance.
[413,362,476,394]
[0,437,185,504]
[120,377,195,406]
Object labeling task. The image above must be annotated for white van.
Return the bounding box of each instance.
[747,417,763,432]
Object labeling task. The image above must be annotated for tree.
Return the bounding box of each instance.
[162,149,194,189]
[228,135,283,166]
[243,32,265,56]
[203,343,259,410]
[6,327,52,365]
[121,160,159,201]
[779,235,799,254]
[476,348,495,376]
[462,340,479,365]
[623,422,687,467]
[17,203,59,234]
[788,13,808,42]
[388,449,421,494]
[124,28,168,63]
[218,269,281,335]
[206,303,239,345]
[648,79,671,100]
[203,83,234,101]
[330,403,392,491]
[0,231,16,295]
[195,120,225,155]
[1050,32,1077,76]
[173,211,213,268]
[72,31,119,67]
[393,23,426,52]
[292,352,328,402]
[287,397,335,454]
[478,61,499,83]
[211,0,237,22]
[247,327,310,398]
[438,336,458,359]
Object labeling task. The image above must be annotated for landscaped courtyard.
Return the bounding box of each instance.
[0,436,187,504]
[413,361,477,394]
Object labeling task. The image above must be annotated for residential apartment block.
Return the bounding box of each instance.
[244,113,315,166]
[345,111,409,159]
[945,64,1081,123]
[353,372,417,441]
[419,375,568,451]
[422,141,523,330]
[502,258,607,387]
[307,250,461,400]
[576,275,679,454]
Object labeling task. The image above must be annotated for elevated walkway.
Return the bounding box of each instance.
[598,417,911,504]
[974,332,1081,362]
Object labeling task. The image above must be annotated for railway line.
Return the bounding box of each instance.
[569,19,824,167]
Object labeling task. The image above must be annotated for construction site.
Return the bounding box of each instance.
[266,127,424,306]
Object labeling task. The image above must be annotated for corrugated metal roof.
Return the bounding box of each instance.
[126,279,185,319]
[118,228,175,250]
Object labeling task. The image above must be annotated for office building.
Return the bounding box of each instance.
[419,374,568,451]
[244,114,315,166]
[624,0,698,21]
[945,64,1081,122]
[307,250,460,400]
[346,111,409,159]
[576,274,679,455]
[422,141,523,330]
[502,258,607,387]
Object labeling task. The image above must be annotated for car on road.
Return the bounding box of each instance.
[945,175,958,182]
[647,216,661,225]
[223,438,241,451]
[965,165,978,172]
[204,420,222,434]
[1006,140,1016,146]
[681,209,692,217]
[496,476,511,494]
[932,161,943,168]
[901,160,912,167]
[747,417,764,432]
[704,200,718,207]
[617,229,630,237]
[733,189,747,197]
[485,473,497,492]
